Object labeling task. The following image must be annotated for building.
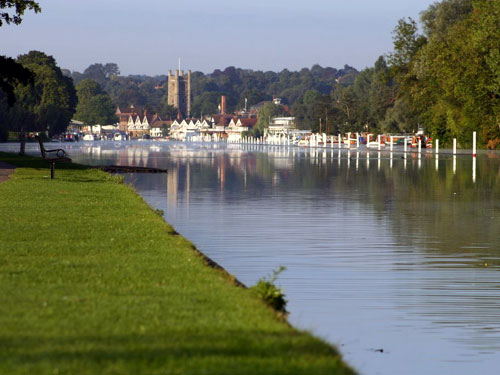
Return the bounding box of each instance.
[116,105,141,132]
[127,111,169,138]
[226,118,258,142]
[265,117,296,137]
[167,69,191,118]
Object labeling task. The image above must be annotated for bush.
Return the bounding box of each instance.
[250,266,287,313]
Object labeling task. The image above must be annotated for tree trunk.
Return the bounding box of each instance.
[19,128,26,155]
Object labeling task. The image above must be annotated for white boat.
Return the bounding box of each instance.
[114,133,125,141]
[83,134,94,141]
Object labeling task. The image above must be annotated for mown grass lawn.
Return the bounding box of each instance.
[0,152,354,375]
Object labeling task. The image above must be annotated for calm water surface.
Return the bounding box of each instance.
[4,141,500,374]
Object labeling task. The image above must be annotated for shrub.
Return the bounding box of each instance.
[250,266,287,313]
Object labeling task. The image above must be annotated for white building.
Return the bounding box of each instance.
[265,117,296,137]
[226,118,257,142]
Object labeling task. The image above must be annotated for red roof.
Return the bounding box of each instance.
[240,118,257,128]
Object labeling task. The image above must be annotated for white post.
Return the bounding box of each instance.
[390,136,394,152]
[418,137,422,158]
[338,133,342,149]
[331,135,334,148]
[347,132,351,149]
[367,134,371,149]
[356,133,360,149]
[473,131,477,157]
[472,156,476,183]
[404,137,407,158]
[453,138,457,155]
[378,135,381,151]
[436,139,439,155]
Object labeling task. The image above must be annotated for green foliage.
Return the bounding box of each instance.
[293,90,320,131]
[191,91,220,117]
[400,0,500,146]
[0,55,34,106]
[250,266,287,313]
[255,102,283,134]
[420,0,473,38]
[298,0,500,147]
[294,56,399,135]
[389,18,427,73]
[74,79,116,125]
[1,51,76,136]
[66,64,359,118]
[0,0,40,26]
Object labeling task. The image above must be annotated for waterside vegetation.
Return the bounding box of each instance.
[0,152,354,375]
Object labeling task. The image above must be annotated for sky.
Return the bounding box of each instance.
[1,0,436,75]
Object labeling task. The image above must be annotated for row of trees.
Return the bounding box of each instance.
[300,0,500,148]
[1,52,360,141]
[63,64,359,120]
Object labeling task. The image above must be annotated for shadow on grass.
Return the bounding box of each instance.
[0,330,350,374]
[0,151,90,171]
[0,152,126,184]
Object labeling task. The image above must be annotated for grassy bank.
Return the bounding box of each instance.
[0,152,354,375]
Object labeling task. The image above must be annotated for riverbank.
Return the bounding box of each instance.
[0,152,354,375]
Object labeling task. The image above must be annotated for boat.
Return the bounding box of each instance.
[114,133,126,141]
[83,134,94,141]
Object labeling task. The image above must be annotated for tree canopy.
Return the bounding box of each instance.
[8,51,77,136]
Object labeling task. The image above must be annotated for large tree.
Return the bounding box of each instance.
[392,0,499,147]
[0,51,76,150]
[11,51,77,136]
[0,0,41,145]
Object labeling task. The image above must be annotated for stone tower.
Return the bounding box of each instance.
[167,69,191,118]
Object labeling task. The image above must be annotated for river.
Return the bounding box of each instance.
[3,140,500,374]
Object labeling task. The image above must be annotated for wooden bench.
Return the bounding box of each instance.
[35,135,72,179]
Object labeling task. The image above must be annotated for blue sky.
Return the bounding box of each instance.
[1,0,436,75]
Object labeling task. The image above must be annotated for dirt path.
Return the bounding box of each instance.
[0,162,15,183]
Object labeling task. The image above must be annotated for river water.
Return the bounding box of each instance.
[3,140,500,374]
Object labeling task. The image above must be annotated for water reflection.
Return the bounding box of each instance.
[3,141,500,374]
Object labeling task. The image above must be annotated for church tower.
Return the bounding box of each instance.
[167,69,191,118]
